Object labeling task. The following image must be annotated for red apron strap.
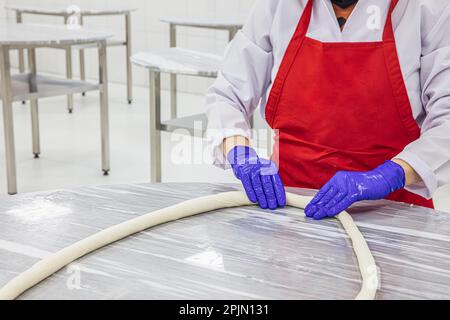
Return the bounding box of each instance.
[298,0,314,37]
[265,0,314,126]
[382,0,398,42]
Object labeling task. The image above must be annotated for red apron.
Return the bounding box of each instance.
[265,0,433,208]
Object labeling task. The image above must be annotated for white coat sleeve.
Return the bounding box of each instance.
[205,0,275,168]
[396,2,450,199]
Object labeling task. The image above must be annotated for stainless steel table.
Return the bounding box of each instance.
[131,49,222,182]
[0,23,111,195]
[7,5,137,107]
[0,183,449,300]
[160,16,244,120]
[160,16,244,45]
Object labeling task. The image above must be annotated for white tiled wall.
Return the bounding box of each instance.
[0,0,256,94]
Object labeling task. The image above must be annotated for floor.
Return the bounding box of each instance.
[1,80,449,212]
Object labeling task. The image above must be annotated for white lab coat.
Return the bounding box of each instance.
[206,0,450,199]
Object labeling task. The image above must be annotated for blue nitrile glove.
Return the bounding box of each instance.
[227,146,286,210]
[304,161,406,220]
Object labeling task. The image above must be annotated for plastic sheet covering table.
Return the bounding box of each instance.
[0,183,449,300]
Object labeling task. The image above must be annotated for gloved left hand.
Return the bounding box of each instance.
[304,161,406,220]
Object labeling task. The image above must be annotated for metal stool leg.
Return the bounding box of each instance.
[149,70,162,183]
[98,41,110,176]
[28,48,40,158]
[126,13,133,104]
[1,46,18,195]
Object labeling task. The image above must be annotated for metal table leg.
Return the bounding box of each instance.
[65,47,74,113]
[126,13,133,104]
[267,128,273,157]
[169,23,177,119]
[28,48,40,158]
[229,27,238,42]
[98,41,110,176]
[16,12,25,74]
[64,17,74,114]
[149,70,162,183]
[16,11,27,105]
[0,46,18,195]
[79,15,86,96]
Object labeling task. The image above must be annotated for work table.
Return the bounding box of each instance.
[6,5,137,16]
[0,183,449,299]
[0,23,111,46]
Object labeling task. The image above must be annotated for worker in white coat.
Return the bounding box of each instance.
[206,0,450,219]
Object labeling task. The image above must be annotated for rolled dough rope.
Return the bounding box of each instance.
[0,192,378,300]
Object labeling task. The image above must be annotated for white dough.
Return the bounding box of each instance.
[0,191,378,300]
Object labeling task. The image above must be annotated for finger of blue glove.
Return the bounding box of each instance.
[305,205,319,218]
[313,196,354,220]
[251,169,269,209]
[312,208,329,220]
[305,184,336,217]
[240,173,258,203]
[260,175,278,210]
[311,189,348,219]
[309,181,332,205]
[272,174,287,208]
[324,190,348,210]
[316,186,339,208]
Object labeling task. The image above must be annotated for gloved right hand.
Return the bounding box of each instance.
[227,146,286,210]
